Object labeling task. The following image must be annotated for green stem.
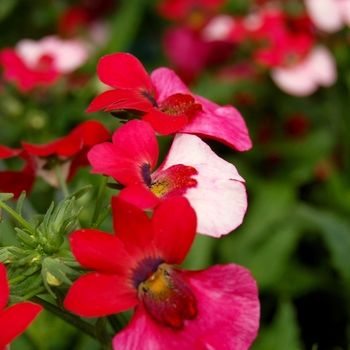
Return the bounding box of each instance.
[23,286,46,300]
[8,275,26,285]
[92,176,109,227]
[92,205,111,229]
[54,163,70,197]
[107,314,125,334]
[30,296,96,338]
[0,200,35,235]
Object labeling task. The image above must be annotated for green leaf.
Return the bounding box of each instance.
[251,300,304,350]
[0,193,14,201]
[296,204,350,283]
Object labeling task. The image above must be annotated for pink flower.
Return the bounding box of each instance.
[21,120,110,188]
[64,197,260,349]
[0,35,88,92]
[87,52,252,150]
[0,263,42,349]
[271,46,337,96]
[305,0,350,33]
[88,120,247,237]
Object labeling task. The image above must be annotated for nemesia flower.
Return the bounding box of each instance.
[21,120,110,187]
[88,120,247,237]
[0,35,88,92]
[304,0,350,33]
[271,46,337,96]
[244,7,314,68]
[64,197,260,349]
[0,145,35,199]
[0,263,42,349]
[86,52,252,150]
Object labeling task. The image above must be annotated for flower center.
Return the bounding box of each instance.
[150,164,198,198]
[159,93,202,119]
[138,263,197,329]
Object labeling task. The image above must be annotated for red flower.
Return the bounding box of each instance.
[64,197,260,349]
[0,263,42,349]
[0,36,88,92]
[0,145,35,199]
[21,120,110,188]
[87,52,252,150]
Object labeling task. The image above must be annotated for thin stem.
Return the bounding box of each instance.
[8,275,26,285]
[23,286,46,300]
[0,200,35,235]
[30,296,96,338]
[107,314,125,334]
[92,176,109,226]
[54,163,70,197]
[92,205,111,229]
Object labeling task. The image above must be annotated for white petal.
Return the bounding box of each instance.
[159,134,247,237]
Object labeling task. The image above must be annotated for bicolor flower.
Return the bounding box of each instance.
[0,263,42,350]
[86,52,252,151]
[64,197,260,350]
[0,35,88,92]
[0,145,35,199]
[88,120,247,237]
[21,120,110,188]
[271,46,337,96]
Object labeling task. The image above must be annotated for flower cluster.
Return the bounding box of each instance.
[0,50,259,349]
[158,0,342,96]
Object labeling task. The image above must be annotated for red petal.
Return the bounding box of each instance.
[0,264,8,312]
[112,197,155,258]
[86,89,153,113]
[71,120,110,146]
[64,272,138,317]
[118,184,160,209]
[69,229,131,274]
[0,302,42,349]
[88,121,158,185]
[0,170,35,199]
[142,109,187,135]
[97,53,153,93]
[0,145,21,159]
[152,197,196,265]
[111,120,158,171]
[21,131,83,157]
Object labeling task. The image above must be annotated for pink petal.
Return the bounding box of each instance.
[308,46,337,87]
[97,53,153,93]
[0,264,8,312]
[181,100,252,151]
[305,0,344,33]
[112,196,156,259]
[86,89,153,113]
[142,108,188,135]
[112,264,259,350]
[64,272,137,317]
[118,184,161,209]
[69,229,131,274]
[152,197,197,265]
[0,302,42,349]
[271,46,337,96]
[151,68,252,150]
[150,67,190,102]
[271,62,317,96]
[158,134,247,237]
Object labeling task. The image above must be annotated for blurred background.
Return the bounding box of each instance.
[1,0,350,349]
